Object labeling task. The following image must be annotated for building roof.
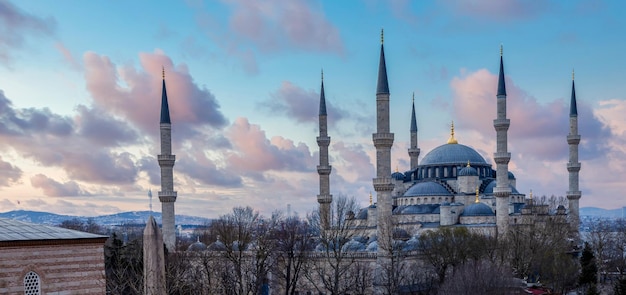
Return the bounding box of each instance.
[0,218,107,245]
[459,165,478,176]
[570,79,578,117]
[160,78,171,124]
[420,143,487,166]
[461,203,494,216]
[404,181,453,197]
[376,43,389,95]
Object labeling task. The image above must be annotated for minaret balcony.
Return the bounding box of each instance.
[567,162,581,172]
[317,194,332,204]
[408,148,420,156]
[493,152,511,164]
[493,119,510,130]
[373,177,394,191]
[158,191,178,202]
[158,154,176,166]
[566,191,582,199]
[317,165,332,175]
[567,135,581,144]
[372,133,394,148]
[317,136,331,146]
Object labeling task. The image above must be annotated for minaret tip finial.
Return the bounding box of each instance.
[412,92,415,103]
[447,120,458,144]
[321,69,324,81]
[529,189,533,200]
[369,191,373,205]
[572,68,575,81]
[500,44,503,57]
[381,28,384,44]
[162,66,165,80]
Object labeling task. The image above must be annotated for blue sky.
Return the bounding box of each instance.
[0,0,625,218]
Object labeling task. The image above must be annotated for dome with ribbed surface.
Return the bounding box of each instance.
[459,166,478,176]
[483,180,520,194]
[404,181,452,197]
[391,171,405,180]
[420,143,487,166]
[462,202,494,216]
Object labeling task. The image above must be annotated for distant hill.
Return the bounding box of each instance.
[580,207,623,218]
[0,210,212,226]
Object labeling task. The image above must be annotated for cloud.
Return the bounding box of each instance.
[83,50,228,140]
[74,105,139,147]
[331,142,374,183]
[54,42,80,70]
[0,156,22,186]
[261,81,344,124]
[0,0,56,65]
[177,154,243,187]
[193,0,343,74]
[226,117,315,172]
[30,174,90,197]
[439,0,552,22]
[0,90,73,137]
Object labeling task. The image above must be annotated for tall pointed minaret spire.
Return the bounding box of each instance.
[567,69,582,236]
[158,68,177,251]
[408,93,420,170]
[317,69,332,230]
[373,29,395,294]
[493,45,511,239]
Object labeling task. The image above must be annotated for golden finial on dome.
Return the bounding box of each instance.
[395,166,399,173]
[475,187,480,203]
[381,28,384,44]
[447,121,458,144]
[162,66,165,79]
[369,192,373,205]
[467,160,471,167]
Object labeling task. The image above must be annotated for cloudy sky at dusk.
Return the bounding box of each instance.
[1,0,625,218]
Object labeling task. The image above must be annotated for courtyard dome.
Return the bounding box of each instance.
[187,237,207,252]
[461,203,494,216]
[420,143,487,166]
[404,181,452,197]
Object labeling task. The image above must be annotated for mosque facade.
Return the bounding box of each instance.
[316,35,581,242]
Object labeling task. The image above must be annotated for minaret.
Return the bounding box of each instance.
[317,70,332,230]
[408,93,420,170]
[493,46,511,239]
[567,70,582,234]
[373,30,394,292]
[158,68,177,252]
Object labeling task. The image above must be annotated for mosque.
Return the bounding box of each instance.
[315,33,582,243]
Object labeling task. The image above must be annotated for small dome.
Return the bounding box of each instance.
[207,239,227,251]
[421,143,487,166]
[393,228,410,240]
[404,181,452,197]
[403,236,420,251]
[462,203,494,216]
[483,180,520,194]
[508,171,516,179]
[366,241,378,252]
[356,208,368,219]
[458,166,478,176]
[391,171,405,181]
[187,238,207,252]
[342,239,366,252]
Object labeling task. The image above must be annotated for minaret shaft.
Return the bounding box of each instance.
[158,76,177,252]
[567,79,581,234]
[317,77,332,230]
[494,54,511,239]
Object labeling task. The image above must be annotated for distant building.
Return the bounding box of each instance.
[0,218,107,294]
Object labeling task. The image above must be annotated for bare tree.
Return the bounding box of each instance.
[272,215,315,295]
[438,259,518,295]
[105,234,143,294]
[305,195,366,295]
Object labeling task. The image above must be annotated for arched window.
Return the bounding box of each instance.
[24,271,41,295]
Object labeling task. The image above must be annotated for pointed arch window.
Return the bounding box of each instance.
[24,271,41,295]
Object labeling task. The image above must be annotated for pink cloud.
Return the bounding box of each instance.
[331,142,374,183]
[83,50,227,139]
[0,156,22,186]
[30,174,90,197]
[54,42,80,70]
[226,117,315,172]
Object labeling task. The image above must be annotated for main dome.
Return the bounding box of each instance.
[420,143,487,165]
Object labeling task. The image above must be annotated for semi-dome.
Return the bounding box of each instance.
[458,166,478,176]
[420,143,487,166]
[483,180,520,194]
[404,181,452,197]
[462,202,494,216]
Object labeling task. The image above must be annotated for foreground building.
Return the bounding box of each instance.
[0,218,107,294]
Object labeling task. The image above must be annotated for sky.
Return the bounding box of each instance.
[0,0,625,218]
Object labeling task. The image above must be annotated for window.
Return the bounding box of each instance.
[24,271,41,295]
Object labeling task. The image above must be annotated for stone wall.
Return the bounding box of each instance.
[0,242,105,294]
